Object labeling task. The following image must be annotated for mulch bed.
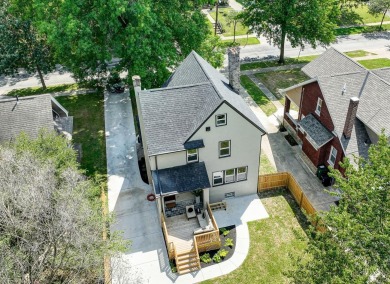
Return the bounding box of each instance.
[284,134,298,146]
[199,225,236,268]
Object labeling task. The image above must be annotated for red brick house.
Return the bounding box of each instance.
[282,48,390,174]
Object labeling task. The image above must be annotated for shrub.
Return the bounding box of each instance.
[220,227,230,236]
[200,253,212,264]
[225,238,234,248]
[213,253,222,263]
[218,249,229,259]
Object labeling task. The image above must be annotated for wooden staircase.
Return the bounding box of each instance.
[209,201,227,211]
[175,249,201,275]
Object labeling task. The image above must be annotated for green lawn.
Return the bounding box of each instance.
[209,7,249,37]
[6,83,82,97]
[259,153,276,175]
[353,5,390,24]
[221,37,260,47]
[254,69,309,100]
[357,58,390,69]
[56,91,106,177]
[344,50,377,58]
[240,56,318,71]
[335,23,390,36]
[240,75,277,116]
[202,188,309,284]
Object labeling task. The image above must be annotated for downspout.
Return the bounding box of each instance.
[155,156,165,217]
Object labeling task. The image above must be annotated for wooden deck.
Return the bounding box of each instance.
[165,214,198,254]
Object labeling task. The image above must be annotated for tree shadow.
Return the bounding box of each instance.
[258,188,311,234]
[362,31,390,40]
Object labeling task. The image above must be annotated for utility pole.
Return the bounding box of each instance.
[214,1,219,35]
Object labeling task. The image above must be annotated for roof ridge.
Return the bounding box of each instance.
[191,51,224,100]
[0,93,51,102]
[323,70,367,78]
[368,69,390,86]
[145,81,212,92]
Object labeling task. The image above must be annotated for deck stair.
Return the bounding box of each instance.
[175,249,201,275]
[209,201,227,211]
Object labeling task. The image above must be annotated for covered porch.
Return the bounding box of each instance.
[152,162,221,274]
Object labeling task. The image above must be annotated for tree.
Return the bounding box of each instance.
[240,0,339,63]
[0,131,127,283]
[368,0,390,28]
[226,10,242,43]
[13,0,216,88]
[290,133,390,283]
[0,1,55,89]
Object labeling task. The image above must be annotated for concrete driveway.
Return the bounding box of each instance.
[105,90,172,283]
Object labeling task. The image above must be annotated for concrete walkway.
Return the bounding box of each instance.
[247,74,284,109]
[105,90,262,283]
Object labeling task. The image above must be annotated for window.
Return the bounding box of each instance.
[187,149,198,163]
[225,192,235,198]
[219,140,231,158]
[328,146,337,166]
[225,168,235,183]
[213,171,223,186]
[237,166,248,181]
[216,114,227,126]
[315,98,322,116]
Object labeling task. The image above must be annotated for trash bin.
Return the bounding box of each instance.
[316,165,328,180]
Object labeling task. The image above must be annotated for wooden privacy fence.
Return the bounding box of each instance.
[258,172,319,225]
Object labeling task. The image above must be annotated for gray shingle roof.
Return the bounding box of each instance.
[302,47,365,78]
[341,118,371,159]
[317,71,390,138]
[371,67,390,84]
[139,51,266,156]
[152,162,210,195]
[298,114,334,147]
[0,95,54,143]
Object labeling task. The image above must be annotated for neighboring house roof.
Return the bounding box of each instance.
[139,51,266,156]
[0,95,54,142]
[298,114,333,148]
[284,48,390,159]
[152,162,211,196]
[0,94,72,143]
[302,47,366,78]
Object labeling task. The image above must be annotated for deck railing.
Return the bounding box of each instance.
[161,215,175,259]
[194,204,221,253]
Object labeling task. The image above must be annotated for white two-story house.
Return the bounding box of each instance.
[133,48,266,220]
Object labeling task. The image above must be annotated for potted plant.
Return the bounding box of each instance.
[192,189,202,204]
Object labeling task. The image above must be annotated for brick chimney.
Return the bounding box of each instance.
[343,97,359,138]
[228,47,241,93]
[132,75,141,89]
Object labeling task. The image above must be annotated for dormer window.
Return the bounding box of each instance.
[216,114,227,126]
[315,98,322,116]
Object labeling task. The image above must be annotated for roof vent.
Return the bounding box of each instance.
[342,83,347,95]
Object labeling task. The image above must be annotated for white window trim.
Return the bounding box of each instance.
[328,146,337,166]
[216,113,227,126]
[219,140,231,158]
[237,166,248,181]
[186,149,198,163]
[212,171,224,186]
[224,168,235,183]
[315,98,322,116]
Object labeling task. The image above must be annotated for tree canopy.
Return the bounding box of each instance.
[0,0,55,88]
[7,0,218,88]
[0,131,127,283]
[368,0,390,28]
[290,133,390,283]
[240,0,339,63]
